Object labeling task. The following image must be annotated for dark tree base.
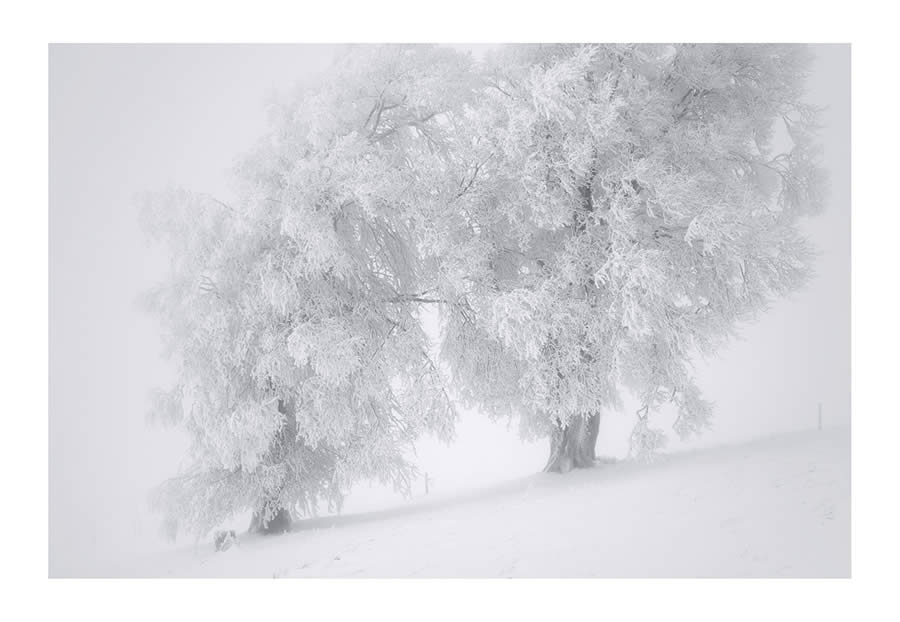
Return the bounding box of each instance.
[544,413,601,473]
[248,507,293,535]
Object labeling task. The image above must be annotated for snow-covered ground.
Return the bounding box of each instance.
[123,427,849,578]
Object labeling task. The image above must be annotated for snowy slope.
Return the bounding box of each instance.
[126,427,850,578]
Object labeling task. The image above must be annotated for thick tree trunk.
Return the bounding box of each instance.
[544,413,601,473]
[247,398,295,535]
[248,506,292,535]
[541,141,602,476]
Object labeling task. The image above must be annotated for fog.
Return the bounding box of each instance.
[49,44,849,576]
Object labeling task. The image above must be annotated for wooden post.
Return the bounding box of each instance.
[818,403,822,431]
[424,472,430,495]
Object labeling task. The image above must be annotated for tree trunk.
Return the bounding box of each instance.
[541,139,602,476]
[248,506,292,535]
[544,413,601,473]
[247,398,295,535]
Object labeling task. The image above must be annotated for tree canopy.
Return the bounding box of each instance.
[438,44,825,465]
[142,45,473,536]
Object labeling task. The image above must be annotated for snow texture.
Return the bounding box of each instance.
[122,428,849,578]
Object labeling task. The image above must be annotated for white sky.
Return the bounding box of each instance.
[49,44,849,575]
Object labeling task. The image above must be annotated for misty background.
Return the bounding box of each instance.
[49,44,849,576]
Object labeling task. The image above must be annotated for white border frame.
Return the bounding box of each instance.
[5,0,895,619]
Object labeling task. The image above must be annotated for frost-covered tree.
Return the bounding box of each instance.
[438,44,826,471]
[143,44,827,538]
[141,45,473,537]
